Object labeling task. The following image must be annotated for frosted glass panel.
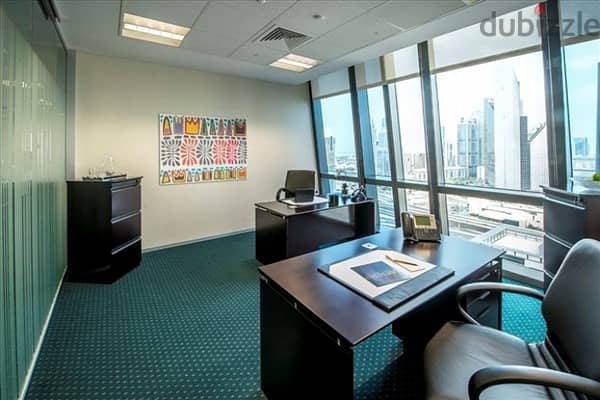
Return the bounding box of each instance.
[431,6,541,70]
[0,1,67,399]
[383,45,419,81]
[311,69,350,98]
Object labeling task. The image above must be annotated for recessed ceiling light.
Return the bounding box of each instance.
[120,13,190,47]
[270,54,319,73]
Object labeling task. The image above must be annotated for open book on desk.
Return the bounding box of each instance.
[318,249,454,311]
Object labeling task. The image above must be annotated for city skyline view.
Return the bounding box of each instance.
[315,5,598,273]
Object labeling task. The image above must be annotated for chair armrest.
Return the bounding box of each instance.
[457,282,544,325]
[468,366,600,400]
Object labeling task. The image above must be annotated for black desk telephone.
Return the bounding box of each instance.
[401,212,441,242]
[350,185,367,202]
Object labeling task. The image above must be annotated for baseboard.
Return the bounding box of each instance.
[142,228,255,253]
[17,266,67,400]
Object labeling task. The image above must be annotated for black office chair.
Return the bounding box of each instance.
[276,170,315,200]
[424,239,600,400]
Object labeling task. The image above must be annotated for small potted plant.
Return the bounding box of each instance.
[340,182,350,200]
[572,172,600,191]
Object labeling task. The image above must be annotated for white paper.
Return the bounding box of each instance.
[328,250,436,299]
[282,196,329,206]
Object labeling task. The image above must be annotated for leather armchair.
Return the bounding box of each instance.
[424,239,600,400]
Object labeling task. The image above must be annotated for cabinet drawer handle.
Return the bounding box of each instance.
[476,305,491,320]
[545,196,584,210]
[477,291,491,302]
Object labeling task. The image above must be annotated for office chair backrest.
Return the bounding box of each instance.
[285,170,315,193]
[542,238,600,381]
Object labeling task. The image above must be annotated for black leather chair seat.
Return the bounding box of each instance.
[425,321,550,400]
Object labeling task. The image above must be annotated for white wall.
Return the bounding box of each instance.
[75,52,316,249]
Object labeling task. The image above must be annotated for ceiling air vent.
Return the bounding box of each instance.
[256,25,311,51]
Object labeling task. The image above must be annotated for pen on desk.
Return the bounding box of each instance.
[385,255,418,266]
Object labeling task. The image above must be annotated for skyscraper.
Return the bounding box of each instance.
[530,124,548,190]
[596,63,600,171]
[325,135,336,170]
[573,137,590,157]
[494,67,522,189]
[520,115,531,191]
[457,117,481,178]
[482,98,495,186]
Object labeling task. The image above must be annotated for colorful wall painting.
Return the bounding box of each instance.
[159,114,247,185]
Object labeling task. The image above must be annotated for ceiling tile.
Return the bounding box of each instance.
[315,12,400,50]
[273,1,386,37]
[56,0,120,24]
[230,43,287,66]
[369,0,465,30]
[181,30,246,57]
[293,36,348,62]
[294,11,400,63]
[192,0,295,39]
[124,0,208,27]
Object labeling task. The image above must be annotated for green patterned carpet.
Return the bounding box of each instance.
[25,232,546,399]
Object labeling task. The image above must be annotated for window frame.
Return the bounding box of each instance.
[308,1,579,238]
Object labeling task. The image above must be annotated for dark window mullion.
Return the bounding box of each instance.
[309,83,326,195]
[348,66,366,186]
[382,83,401,227]
[417,41,442,223]
[540,0,569,189]
[356,89,376,179]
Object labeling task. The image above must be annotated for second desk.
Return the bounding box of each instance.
[255,198,376,264]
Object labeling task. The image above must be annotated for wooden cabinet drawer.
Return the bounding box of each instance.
[111,184,140,218]
[111,239,141,271]
[465,263,501,329]
[111,212,141,249]
[544,196,585,246]
[544,234,570,277]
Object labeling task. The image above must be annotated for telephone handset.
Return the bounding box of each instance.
[401,212,441,242]
[350,185,367,202]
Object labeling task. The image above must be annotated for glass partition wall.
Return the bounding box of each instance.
[0,1,67,399]
[311,0,593,280]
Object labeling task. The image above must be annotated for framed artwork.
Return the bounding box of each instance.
[159,114,247,185]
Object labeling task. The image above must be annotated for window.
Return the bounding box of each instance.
[367,185,395,230]
[307,3,566,284]
[316,93,358,177]
[321,179,346,194]
[443,194,543,270]
[394,78,428,182]
[362,86,391,180]
[434,51,548,191]
[564,39,599,177]
[399,189,430,214]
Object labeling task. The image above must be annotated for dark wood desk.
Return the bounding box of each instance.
[255,198,376,264]
[259,229,504,399]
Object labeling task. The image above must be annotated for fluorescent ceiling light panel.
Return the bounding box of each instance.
[270,54,319,73]
[121,13,190,47]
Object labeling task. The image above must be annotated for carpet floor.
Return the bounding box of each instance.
[25,232,546,399]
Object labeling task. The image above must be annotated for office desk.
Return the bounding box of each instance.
[259,229,503,399]
[255,198,376,264]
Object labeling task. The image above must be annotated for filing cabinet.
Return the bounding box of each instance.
[67,177,142,282]
[542,186,600,290]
